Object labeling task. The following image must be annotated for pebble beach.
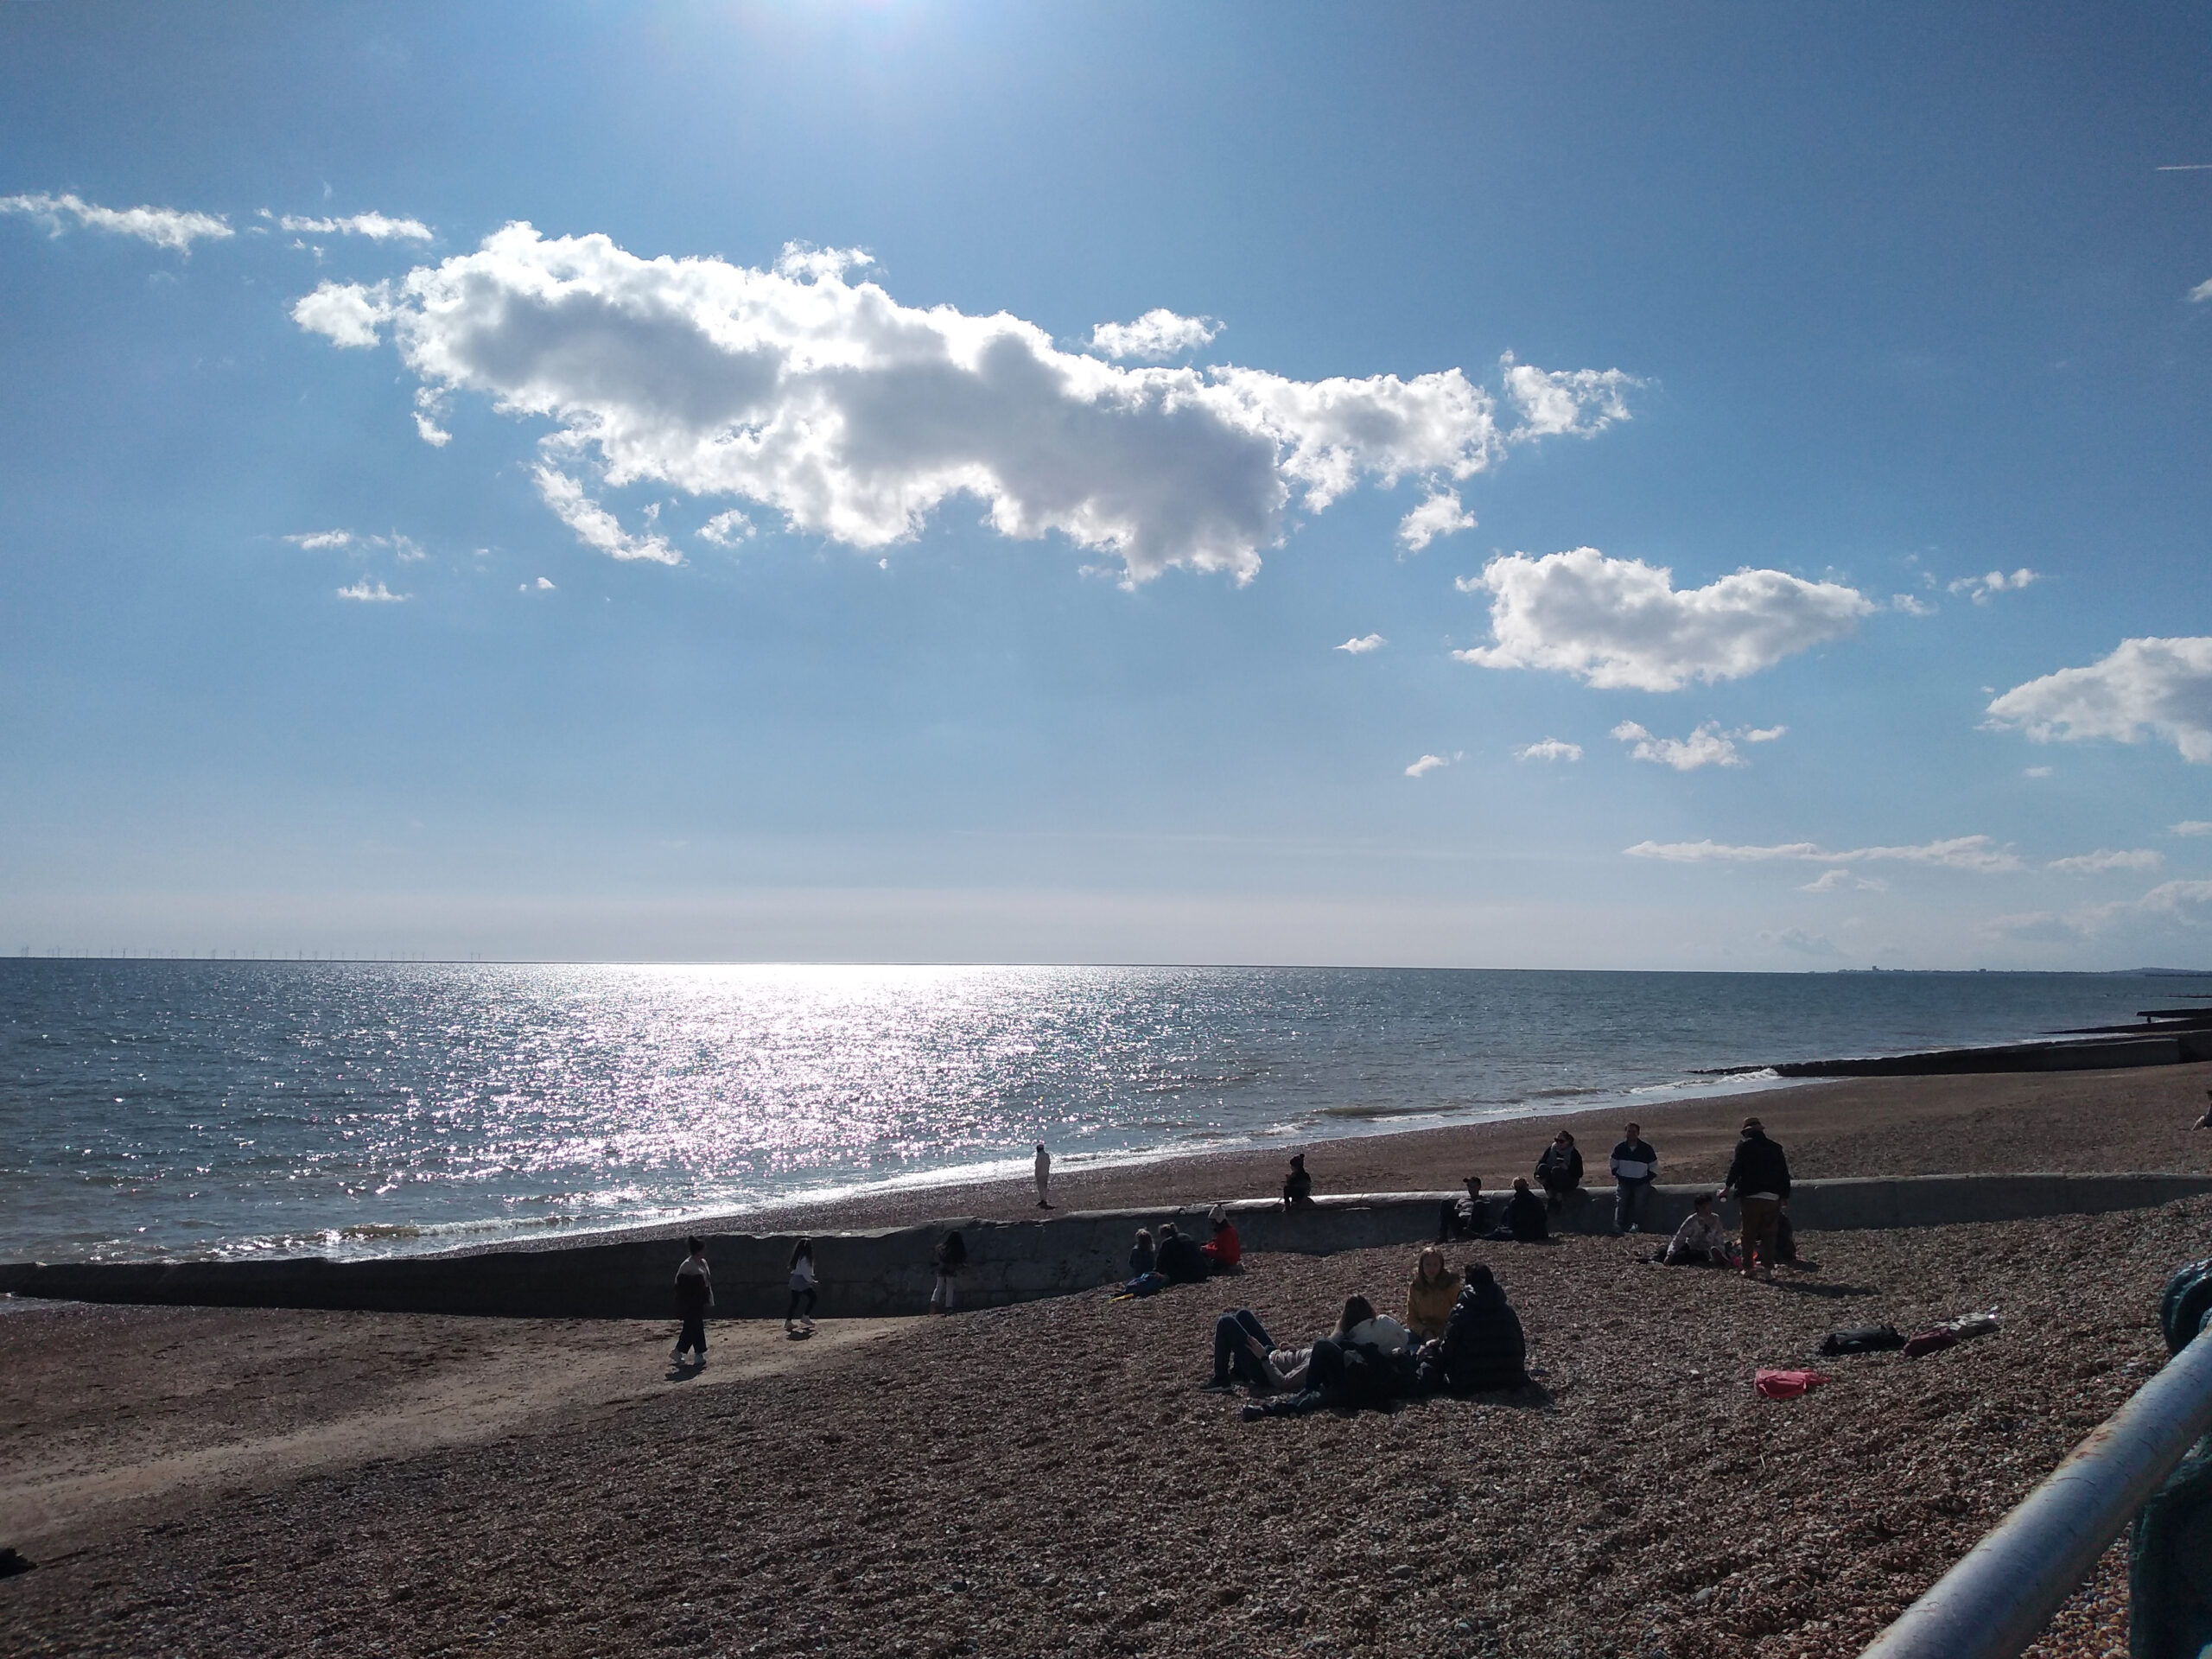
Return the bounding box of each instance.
[3,1062,2210,1657]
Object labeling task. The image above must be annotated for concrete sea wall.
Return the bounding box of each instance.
[3,1173,2208,1322]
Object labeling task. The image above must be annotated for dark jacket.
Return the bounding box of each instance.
[934,1233,967,1274]
[1155,1231,1209,1284]
[1724,1131,1792,1200]
[1433,1278,1528,1393]
[1535,1142,1583,1189]
[1502,1187,1548,1242]
[1283,1166,1313,1205]
[1128,1243,1156,1278]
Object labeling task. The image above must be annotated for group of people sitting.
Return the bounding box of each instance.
[1204,1247,1529,1419]
[1121,1206,1243,1295]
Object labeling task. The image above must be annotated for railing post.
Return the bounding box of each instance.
[2129,1257,2212,1659]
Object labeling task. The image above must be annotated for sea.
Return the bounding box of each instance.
[2,959,2205,1264]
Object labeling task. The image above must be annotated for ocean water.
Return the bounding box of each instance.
[1,960,2203,1263]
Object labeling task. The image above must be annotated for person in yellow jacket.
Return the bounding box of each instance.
[1404,1246,1462,1344]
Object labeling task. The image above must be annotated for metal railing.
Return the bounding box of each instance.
[1861,1257,2212,1659]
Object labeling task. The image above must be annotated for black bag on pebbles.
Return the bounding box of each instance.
[1819,1324,1905,1356]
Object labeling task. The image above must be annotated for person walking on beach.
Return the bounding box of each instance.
[1034,1142,1053,1209]
[1282,1153,1314,1209]
[1535,1130,1583,1214]
[672,1236,713,1366]
[786,1237,817,1334]
[1720,1116,1792,1279]
[928,1229,967,1313]
[1609,1122,1659,1234]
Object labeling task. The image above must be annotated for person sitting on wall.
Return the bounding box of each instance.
[1200,1205,1243,1274]
[1489,1177,1549,1243]
[1662,1193,1730,1266]
[1439,1174,1488,1242]
[1416,1263,1529,1395]
[1154,1221,1211,1285]
[1535,1130,1584,1214]
[1404,1247,1462,1344]
[1282,1153,1314,1209]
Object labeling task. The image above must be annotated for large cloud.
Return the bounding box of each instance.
[0,190,231,252]
[289,226,1630,580]
[1984,637,2212,764]
[1453,548,1873,690]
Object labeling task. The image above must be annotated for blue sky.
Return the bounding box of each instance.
[3,1,2209,968]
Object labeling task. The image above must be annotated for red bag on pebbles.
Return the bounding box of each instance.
[1754,1368,1832,1401]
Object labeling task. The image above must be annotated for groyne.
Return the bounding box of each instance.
[3,1173,2207,1322]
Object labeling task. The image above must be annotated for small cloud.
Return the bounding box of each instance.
[532,466,679,564]
[2190,277,2212,303]
[1335,633,1387,655]
[286,530,354,550]
[1759,927,1840,957]
[521,576,556,592]
[1516,738,1584,763]
[1986,636,2212,765]
[290,279,394,348]
[1625,835,2024,873]
[1397,487,1475,552]
[1799,868,1885,893]
[0,190,232,252]
[277,211,433,242]
[1891,594,1936,616]
[2046,848,2164,874]
[2173,820,2212,836]
[1498,353,1637,440]
[2024,766,2053,778]
[1088,308,1221,361]
[1405,753,1450,779]
[412,388,452,447]
[699,509,756,547]
[1611,720,1776,772]
[1948,568,2040,606]
[336,580,406,603]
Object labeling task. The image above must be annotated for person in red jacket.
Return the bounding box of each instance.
[1200,1205,1242,1273]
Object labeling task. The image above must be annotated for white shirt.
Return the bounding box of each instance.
[1345,1315,1411,1353]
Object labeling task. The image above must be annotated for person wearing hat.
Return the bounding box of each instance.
[1200,1204,1242,1273]
[1281,1153,1314,1209]
[1720,1116,1792,1279]
[1439,1174,1489,1242]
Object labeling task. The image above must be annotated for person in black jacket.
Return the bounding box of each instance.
[1489,1177,1548,1242]
[1154,1221,1210,1284]
[1720,1116,1792,1279]
[1535,1130,1583,1213]
[1418,1264,1528,1394]
[1282,1153,1314,1208]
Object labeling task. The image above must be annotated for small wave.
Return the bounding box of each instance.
[1522,1086,1605,1100]
[1311,1103,1444,1121]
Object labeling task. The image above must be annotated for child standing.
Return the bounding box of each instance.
[672,1236,713,1365]
[786,1237,818,1333]
[928,1229,966,1313]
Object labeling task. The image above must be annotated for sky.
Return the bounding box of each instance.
[3,1,2210,969]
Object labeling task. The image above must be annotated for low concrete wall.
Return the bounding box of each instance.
[3,1173,2207,1321]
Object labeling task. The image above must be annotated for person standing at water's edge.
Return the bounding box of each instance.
[672,1236,713,1366]
[1609,1122,1658,1235]
[1034,1142,1052,1209]
[1721,1117,1791,1280]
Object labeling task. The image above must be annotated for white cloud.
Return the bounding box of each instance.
[1742,725,1786,743]
[2174,820,2212,837]
[1516,738,1583,762]
[1948,567,2040,605]
[520,576,556,593]
[0,191,232,252]
[1497,353,1636,439]
[336,580,406,602]
[1989,877,2212,942]
[292,225,1626,583]
[2046,848,2164,874]
[1405,754,1449,778]
[1624,835,2024,873]
[1611,720,1745,771]
[1798,868,1885,893]
[700,509,756,546]
[1984,637,2212,764]
[1759,926,1840,957]
[291,279,394,348]
[2024,766,2053,778]
[1891,594,1936,617]
[277,211,433,242]
[531,467,680,564]
[1088,309,1222,361]
[1335,632,1387,655]
[1397,486,1476,552]
[1453,548,1873,691]
[286,530,354,550]
[2190,278,2212,303]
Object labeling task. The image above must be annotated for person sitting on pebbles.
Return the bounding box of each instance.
[1662,1193,1731,1266]
[1415,1264,1529,1395]
[1200,1205,1243,1273]
[1154,1220,1211,1285]
[1405,1247,1461,1344]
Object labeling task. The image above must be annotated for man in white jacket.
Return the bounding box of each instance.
[1034,1141,1052,1209]
[1609,1122,1659,1235]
